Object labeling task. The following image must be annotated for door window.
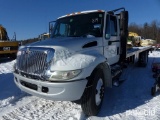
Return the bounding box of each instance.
[105,15,117,39]
[110,16,117,36]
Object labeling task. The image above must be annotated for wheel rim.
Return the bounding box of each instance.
[95,78,104,106]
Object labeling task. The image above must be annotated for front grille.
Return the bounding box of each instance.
[16,47,54,79]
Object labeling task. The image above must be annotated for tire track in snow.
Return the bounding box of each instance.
[0,98,84,120]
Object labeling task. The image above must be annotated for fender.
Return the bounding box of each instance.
[50,49,112,87]
[98,62,112,88]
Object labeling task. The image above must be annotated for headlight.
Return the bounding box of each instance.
[48,69,82,81]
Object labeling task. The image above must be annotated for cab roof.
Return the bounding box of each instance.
[58,10,105,19]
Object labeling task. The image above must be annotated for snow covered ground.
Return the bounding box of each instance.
[0,50,160,120]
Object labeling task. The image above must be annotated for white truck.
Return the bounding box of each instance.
[13,8,152,116]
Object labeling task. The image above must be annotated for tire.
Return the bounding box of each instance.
[81,68,105,116]
[151,86,156,96]
[138,51,148,67]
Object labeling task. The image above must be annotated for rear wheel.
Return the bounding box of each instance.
[81,68,105,116]
[138,51,148,67]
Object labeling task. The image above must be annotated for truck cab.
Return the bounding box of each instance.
[49,8,128,65]
[14,8,130,116]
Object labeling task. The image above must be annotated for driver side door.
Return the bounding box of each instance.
[103,14,120,65]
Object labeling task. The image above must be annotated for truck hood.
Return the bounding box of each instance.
[26,36,101,52]
[21,36,102,70]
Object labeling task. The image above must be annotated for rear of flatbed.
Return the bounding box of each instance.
[126,46,152,65]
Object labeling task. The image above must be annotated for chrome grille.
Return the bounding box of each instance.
[16,47,54,77]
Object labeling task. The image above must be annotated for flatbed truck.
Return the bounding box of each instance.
[13,8,152,116]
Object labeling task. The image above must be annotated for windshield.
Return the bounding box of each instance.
[51,12,104,38]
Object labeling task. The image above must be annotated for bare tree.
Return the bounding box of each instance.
[129,20,160,43]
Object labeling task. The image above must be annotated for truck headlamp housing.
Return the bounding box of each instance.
[48,69,82,81]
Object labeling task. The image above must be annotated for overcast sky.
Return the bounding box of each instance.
[0,0,160,40]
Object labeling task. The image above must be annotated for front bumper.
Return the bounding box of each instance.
[13,73,87,101]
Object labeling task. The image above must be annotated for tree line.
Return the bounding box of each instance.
[128,20,160,43]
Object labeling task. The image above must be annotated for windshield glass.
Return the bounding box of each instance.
[51,12,104,38]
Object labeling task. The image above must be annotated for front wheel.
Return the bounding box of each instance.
[81,68,105,116]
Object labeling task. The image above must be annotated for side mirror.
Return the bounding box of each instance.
[49,21,55,35]
[49,24,53,33]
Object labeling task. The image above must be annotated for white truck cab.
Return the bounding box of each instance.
[13,8,151,116]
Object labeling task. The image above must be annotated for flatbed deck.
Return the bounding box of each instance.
[127,46,152,58]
